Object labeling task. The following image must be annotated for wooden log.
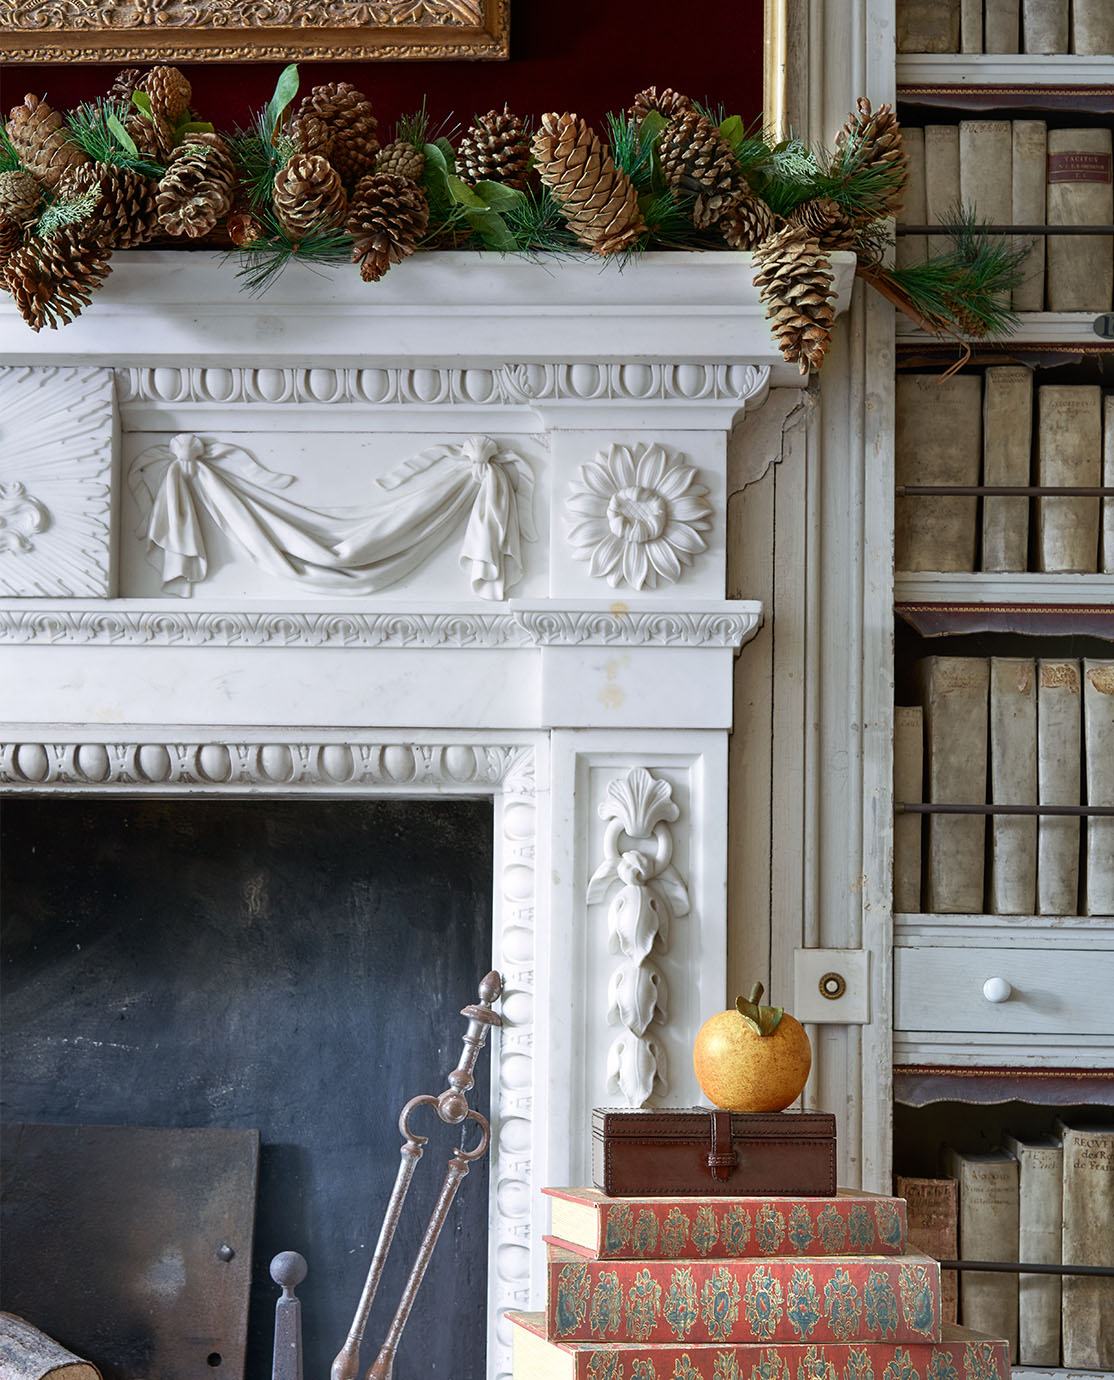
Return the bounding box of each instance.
[0,1314,101,1380]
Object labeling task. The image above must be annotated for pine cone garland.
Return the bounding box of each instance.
[457,107,531,189]
[788,196,860,250]
[628,86,694,123]
[658,109,745,230]
[752,224,837,375]
[346,172,429,283]
[293,83,378,186]
[125,108,177,164]
[834,97,908,215]
[0,170,44,225]
[531,112,645,256]
[6,95,90,191]
[156,132,236,238]
[142,66,192,124]
[376,140,425,183]
[60,161,160,249]
[4,225,112,331]
[272,153,348,239]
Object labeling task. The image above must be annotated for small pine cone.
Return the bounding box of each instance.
[376,140,425,183]
[272,153,348,239]
[834,97,908,215]
[0,214,23,272]
[531,112,645,257]
[60,161,160,249]
[346,172,429,284]
[628,86,694,123]
[0,169,44,225]
[4,224,112,332]
[658,109,746,229]
[719,190,778,249]
[294,82,379,186]
[944,297,988,338]
[107,68,145,106]
[126,108,177,164]
[788,196,860,250]
[6,95,91,191]
[142,66,192,124]
[287,112,333,160]
[156,132,236,238]
[752,224,837,375]
[456,106,530,189]
[227,207,264,247]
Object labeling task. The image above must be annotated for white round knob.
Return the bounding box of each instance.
[982,977,1012,1004]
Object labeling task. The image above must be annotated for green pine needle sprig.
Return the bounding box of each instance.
[35,186,101,238]
[0,124,21,174]
[230,112,296,212]
[605,110,657,191]
[66,99,164,177]
[500,185,579,256]
[233,211,353,295]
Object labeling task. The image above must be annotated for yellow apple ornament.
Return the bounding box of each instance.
[693,982,812,1112]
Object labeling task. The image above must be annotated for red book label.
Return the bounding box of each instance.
[1048,152,1113,185]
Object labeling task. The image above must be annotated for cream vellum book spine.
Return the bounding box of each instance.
[959,120,1012,231]
[1002,1135,1062,1366]
[1057,1122,1114,1370]
[1072,0,1114,54]
[1037,384,1101,573]
[1037,659,1081,916]
[893,706,924,913]
[989,658,1037,914]
[896,374,982,571]
[984,0,1020,50]
[981,366,1033,570]
[924,126,961,259]
[897,128,928,269]
[1022,0,1068,50]
[917,656,989,913]
[961,0,983,49]
[1083,660,1114,916]
[1103,394,1113,573]
[1011,122,1047,312]
[897,0,961,49]
[944,1149,1019,1363]
[1046,128,1114,313]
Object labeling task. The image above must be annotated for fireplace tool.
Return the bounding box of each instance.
[269,971,503,1380]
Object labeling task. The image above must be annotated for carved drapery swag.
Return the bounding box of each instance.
[130,433,535,600]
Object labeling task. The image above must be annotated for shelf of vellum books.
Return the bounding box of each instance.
[897,53,1114,111]
[895,573,1114,635]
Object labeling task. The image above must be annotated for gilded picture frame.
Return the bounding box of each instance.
[0,0,509,62]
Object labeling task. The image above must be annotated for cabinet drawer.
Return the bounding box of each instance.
[894,945,1114,1037]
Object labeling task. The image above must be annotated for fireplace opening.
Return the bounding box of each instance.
[0,797,494,1380]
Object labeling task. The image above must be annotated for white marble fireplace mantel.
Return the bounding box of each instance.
[0,250,854,1380]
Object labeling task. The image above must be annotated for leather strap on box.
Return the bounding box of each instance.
[706,1109,738,1181]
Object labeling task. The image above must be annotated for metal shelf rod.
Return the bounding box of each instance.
[896,802,1114,817]
[897,485,1114,497]
[896,224,1114,235]
[941,1259,1114,1278]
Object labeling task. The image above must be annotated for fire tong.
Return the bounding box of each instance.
[269,971,503,1380]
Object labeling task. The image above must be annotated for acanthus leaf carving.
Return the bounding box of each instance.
[0,482,49,554]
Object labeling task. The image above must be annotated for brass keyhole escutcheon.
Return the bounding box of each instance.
[818,972,846,1001]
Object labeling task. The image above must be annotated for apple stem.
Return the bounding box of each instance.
[747,982,764,1005]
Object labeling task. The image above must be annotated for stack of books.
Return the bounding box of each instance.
[509,1186,1011,1378]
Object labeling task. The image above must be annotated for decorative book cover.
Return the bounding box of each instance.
[544,1242,942,1347]
[543,1189,908,1261]
[509,1312,1011,1380]
[895,1177,958,1326]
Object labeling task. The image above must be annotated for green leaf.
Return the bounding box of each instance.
[434,136,457,173]
[106,112,138,159]
[265,63,300,137]
[177,121,215,137]
[447,174,487,210]
[131,91,152,116]
[423,140,449,175]
[735,994,784,1036]
[639,110,667,144]
[464,206,517,251]
[472,180,525,211]
[719,114,745,147]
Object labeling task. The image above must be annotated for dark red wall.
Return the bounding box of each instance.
[2,2,764,133]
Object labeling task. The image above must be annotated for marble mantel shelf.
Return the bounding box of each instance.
[0,249,857,382]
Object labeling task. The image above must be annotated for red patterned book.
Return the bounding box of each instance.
[544,1188,907,1260]
[511,1311,1010,1380]
[544,1242,941,1346]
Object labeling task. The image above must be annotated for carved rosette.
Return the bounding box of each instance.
[587,767,689,1106]
[566,443,713,591]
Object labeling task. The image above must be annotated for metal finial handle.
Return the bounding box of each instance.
[270,1253,307,1380]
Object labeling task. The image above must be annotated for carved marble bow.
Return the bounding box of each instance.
[129,433,536,599]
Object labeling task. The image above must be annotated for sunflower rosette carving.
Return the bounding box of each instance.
[566,442,713,591]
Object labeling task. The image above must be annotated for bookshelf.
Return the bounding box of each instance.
[897,53,1114,90]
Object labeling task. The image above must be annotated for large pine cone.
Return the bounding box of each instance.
[0,214,23,272]
[126,107,177,164]
[346,172,429,283]
[108,68,145,106]
[531,112,645,256]
[4,224,112,332]
[719,190,778,250]
[0,170,44,225]
[628,86,694,123]
[834,97,908,216]
[143,66,192,124]
[457,106,530,189]
[156,132,236,238]
[287,112,333,160]
[61,161,160,249]
[376,140,425,183]
[753,224,837,375]
[788,196,860,250]
[293,83,378,186]
[658,109,745,230]
[272,153,347,239]
[6,95,90,191]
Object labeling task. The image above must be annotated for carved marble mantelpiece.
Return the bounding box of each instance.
[0,250,853,1380]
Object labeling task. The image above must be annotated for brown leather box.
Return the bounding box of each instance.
[592,1107,837,1197]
